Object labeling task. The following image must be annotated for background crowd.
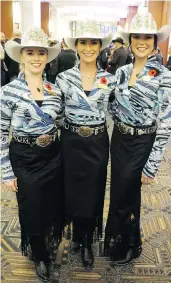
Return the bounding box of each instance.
[1,29,171,87]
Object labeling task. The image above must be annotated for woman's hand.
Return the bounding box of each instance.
[4,178,18,192]
[141,173,155,185]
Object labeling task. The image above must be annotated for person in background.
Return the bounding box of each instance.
[0,32,10,86]
[45,38,59,83]
[152,47,163,64]
[0,43,9,86]
[106,46,119,72]
[104,7,171,265]
[156,47,163,64]
[107,37,128,74]
[98,46,110,70]
[56,23,115,270]
[55,38,77,75]
[166,46,171,70]
[5,29,22,81]
[1,27,63,282]
[0,32,6,48]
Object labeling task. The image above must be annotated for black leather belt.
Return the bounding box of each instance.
[63,121,106,137]
[114,119,157,135]
[12,132,58,147]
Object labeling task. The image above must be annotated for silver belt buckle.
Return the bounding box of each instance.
[119,123,128,134]
[36,134,53,147]
[64,122,69,130]
[78,126,93,137]
[137,129,145,135]
[129,127,134,135]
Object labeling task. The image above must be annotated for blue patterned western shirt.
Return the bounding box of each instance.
[108,56,171,178]
[56,63,116,125]
[0,73,63,181]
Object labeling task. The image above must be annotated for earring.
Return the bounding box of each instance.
[20,63,25,73]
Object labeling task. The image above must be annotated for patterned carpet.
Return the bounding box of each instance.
[1,120,171,283]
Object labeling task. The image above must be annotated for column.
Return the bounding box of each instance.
[56,8,62,41]
[41,2,49,35]
[1,1,13,38]
[148,0,171,64]
[49,8,57,39]
[21,0,41,33]
[119,18,126,29]
[33,0,41,27]
[127,6,138,28]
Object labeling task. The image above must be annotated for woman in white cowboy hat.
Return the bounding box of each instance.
[1,26,63,281]
[104,6,171,265]
[55,21,115,269]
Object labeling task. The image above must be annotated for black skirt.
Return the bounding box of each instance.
[9,137,64,255]
[105,124,156,248]
[61,128,109,237]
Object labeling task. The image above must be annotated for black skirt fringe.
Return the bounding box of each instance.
[9,138,64,258]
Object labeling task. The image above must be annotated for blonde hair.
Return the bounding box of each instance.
[0,44,4,59]
[12,29,21,39]
[19,63,24,72]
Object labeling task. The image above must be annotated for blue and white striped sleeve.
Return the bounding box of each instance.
[143,70,171,178]
[0,88,16,182]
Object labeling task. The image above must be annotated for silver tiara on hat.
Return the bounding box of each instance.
[64,20,113,51]
[129,7,157,34]
[76,21,101,37]
[21,26,49,48]
[5,26,61,63]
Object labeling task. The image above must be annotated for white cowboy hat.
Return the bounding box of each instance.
[119,6,171,44]
[64,21,112,51]
[5,26,61,63]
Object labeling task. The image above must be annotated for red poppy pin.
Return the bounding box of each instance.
[148,68,159,77]
[45,83,56,95]
[45,83,52,90]
[100,77,107,84]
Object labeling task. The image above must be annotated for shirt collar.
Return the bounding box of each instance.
[123,55,162,75]
[145,55,162,71]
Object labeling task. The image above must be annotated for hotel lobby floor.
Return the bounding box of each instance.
[1,122,171,283]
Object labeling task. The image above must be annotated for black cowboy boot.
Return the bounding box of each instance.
[70,219,82,254]
[81,235,94,269]
[113,235,142,265]
[109,235,129,262]
[35,260,49,282]
[29,236,50,281]
[113,218,142,265]
[81,245,94,269]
